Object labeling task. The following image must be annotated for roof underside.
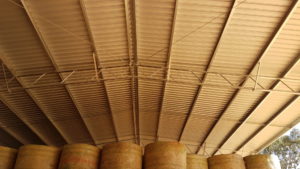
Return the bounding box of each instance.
[0,0,300,156]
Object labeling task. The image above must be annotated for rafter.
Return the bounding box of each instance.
[124,0,138,144]
[21,0,96,144]
[213,54,300,155]
[79,0,120,142]
[125,0,140,144]
[156,0,179,141]
[178,0,238,142]
[197,0,299,154]
[0,56,69,144]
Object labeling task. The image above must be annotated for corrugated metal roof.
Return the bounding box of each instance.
[0,0,299,156]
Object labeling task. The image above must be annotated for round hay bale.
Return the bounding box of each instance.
[0,146,17,169]
[244,154,281,169]
[100,142,142,169]
[187,154,208,169]
[58,144,100,169]
[14,145,60,169]
[208,154,246,169]
[144,142,186,169]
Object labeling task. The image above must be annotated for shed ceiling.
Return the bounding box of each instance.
[0,0,300,156]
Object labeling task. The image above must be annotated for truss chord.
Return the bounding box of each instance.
[8,65,300,83]
[179,0,239,144]
[199,0,300,155]
[3,74,300,96]
[156,0,179,141]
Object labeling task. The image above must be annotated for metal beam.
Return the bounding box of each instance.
[124,0,138,144]
[124,0,140,144]
[21,0,95,144]
[236,95,299,152]
[197,0,299,154]
[0,57,69,144]
[213,54,300,155]
[79,0,120,142]
[132,0,141,145]
[178,0,238,142]
[156,0,179,141]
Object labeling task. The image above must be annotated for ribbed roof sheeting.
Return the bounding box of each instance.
[215,5,300,155]
[81,0,135,141]
[0,0,299,155]
[171,0,232,72]
[136,0,175,67]
[138,66,164,139]
[0,64,66,146]
[136,0,176,141]
[0,0,93,144]
[158,83,198,140]
[60,71,116,144]
[182,0,296,152]
[0,128,22,148]
[21,0,126,144]
[158,0,232,141]
[0,101,43,145]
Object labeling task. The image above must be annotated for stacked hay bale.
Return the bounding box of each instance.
[14,145,60,169]
[144,142,186,169]
[208,154,246,169]
[0,146,17,169]
[244,154,281,169]
[187,154,208,169]
[58,144,100,169]
[100,142,142,169]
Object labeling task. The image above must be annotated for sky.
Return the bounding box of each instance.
[284,122,300,135]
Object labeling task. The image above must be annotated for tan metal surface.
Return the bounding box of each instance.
[0,0,299,155]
